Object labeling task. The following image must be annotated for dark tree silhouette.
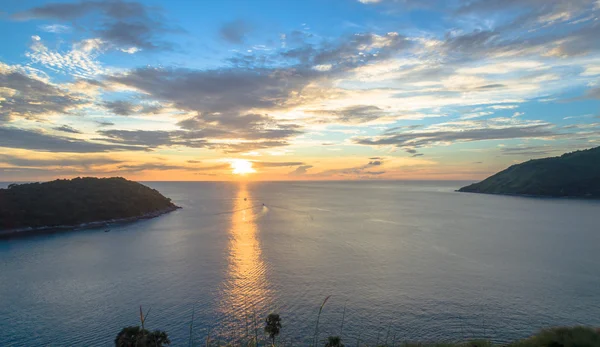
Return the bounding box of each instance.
[114,326,170,347]
[325,336,344,347]
[264,313,282,346]
[0,177,178,231]
[458,146,600,198]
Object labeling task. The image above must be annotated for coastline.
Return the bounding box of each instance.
[456,189,600,200]
[0,205,181,239]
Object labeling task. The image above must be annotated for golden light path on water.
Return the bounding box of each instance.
[218,183,272,343]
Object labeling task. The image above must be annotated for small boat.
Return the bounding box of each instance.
[104,229,111,233]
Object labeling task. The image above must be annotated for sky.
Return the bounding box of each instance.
[0,0,599,181]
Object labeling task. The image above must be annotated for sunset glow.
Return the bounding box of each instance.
[1,2,599,344]
[0,1,599,181]
[230,160,256,175]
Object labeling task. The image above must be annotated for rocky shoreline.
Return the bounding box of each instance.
[0,205,181,239]
[456,189,600,200]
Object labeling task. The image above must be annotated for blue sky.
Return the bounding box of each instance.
[1,0,599,181]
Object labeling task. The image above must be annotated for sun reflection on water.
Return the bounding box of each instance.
[218,183,271,342]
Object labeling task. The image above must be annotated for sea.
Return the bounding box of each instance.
[1,181,599,346]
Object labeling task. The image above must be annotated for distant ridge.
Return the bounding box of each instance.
[0,177,180,234]
[459,146,600,198]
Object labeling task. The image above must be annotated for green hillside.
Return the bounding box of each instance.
[459,147,600,198]
[0,177,178,231]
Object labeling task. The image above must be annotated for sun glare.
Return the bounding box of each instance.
[230,159,256,175]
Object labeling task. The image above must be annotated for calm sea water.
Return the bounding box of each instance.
[1,181,600,346]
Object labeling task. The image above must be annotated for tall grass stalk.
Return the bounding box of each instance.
[138,305,151,347]
[312,295,331,347]
[458,315,466,340]
[253,304,258,347]
[244,297,250,343]
[340,300,347,339]
[385,321,392,345]
[483,317,487,339]
[189,305,195,347]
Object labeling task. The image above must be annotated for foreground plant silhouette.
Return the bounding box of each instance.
[113,309,600,347]
[114,305,170,347]
[264,313,282,346]
[313,295,331,346]
[326,335,344,347]
[114,326,170,347]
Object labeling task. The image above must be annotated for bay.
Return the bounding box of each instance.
[1,181,599,346]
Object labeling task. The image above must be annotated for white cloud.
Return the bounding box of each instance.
[361,32,400,50]
[120,47,141,54]
[73,38,106,53]
[39,24,70,33]
[313,64,332,71]
[350,58,423,82]
[563,114,593,120]
[461,111,493,119]
[538,11,572,26]
[457,61,548,75]
[26,36,105,77]
[489,105,518,109]
[280,33,287,48]
[581,65,600,76]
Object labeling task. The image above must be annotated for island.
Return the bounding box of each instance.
[0,177,180,235]
[458,146,600,198]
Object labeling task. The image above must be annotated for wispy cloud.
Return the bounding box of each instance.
[0,126,146,153]
[26,36,105,77]
[14,0,177,51]
[289,165,313,175]
[2,0,600,179]
[353,118,559,150]
[53,125,82,134]
[39,24,70,33]
[0,153,120,168]
[0,62,90,121]
[219,19,252,44]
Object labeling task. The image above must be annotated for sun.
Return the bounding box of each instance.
[230,159,256,175]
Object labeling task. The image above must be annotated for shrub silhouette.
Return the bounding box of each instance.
[507,326,600,347]
[114,326,170,347]
[326,335,344,347]
[264,313,282,346]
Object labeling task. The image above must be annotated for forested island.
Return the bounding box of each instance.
[459,146,600,198]
[0,177,179,234]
